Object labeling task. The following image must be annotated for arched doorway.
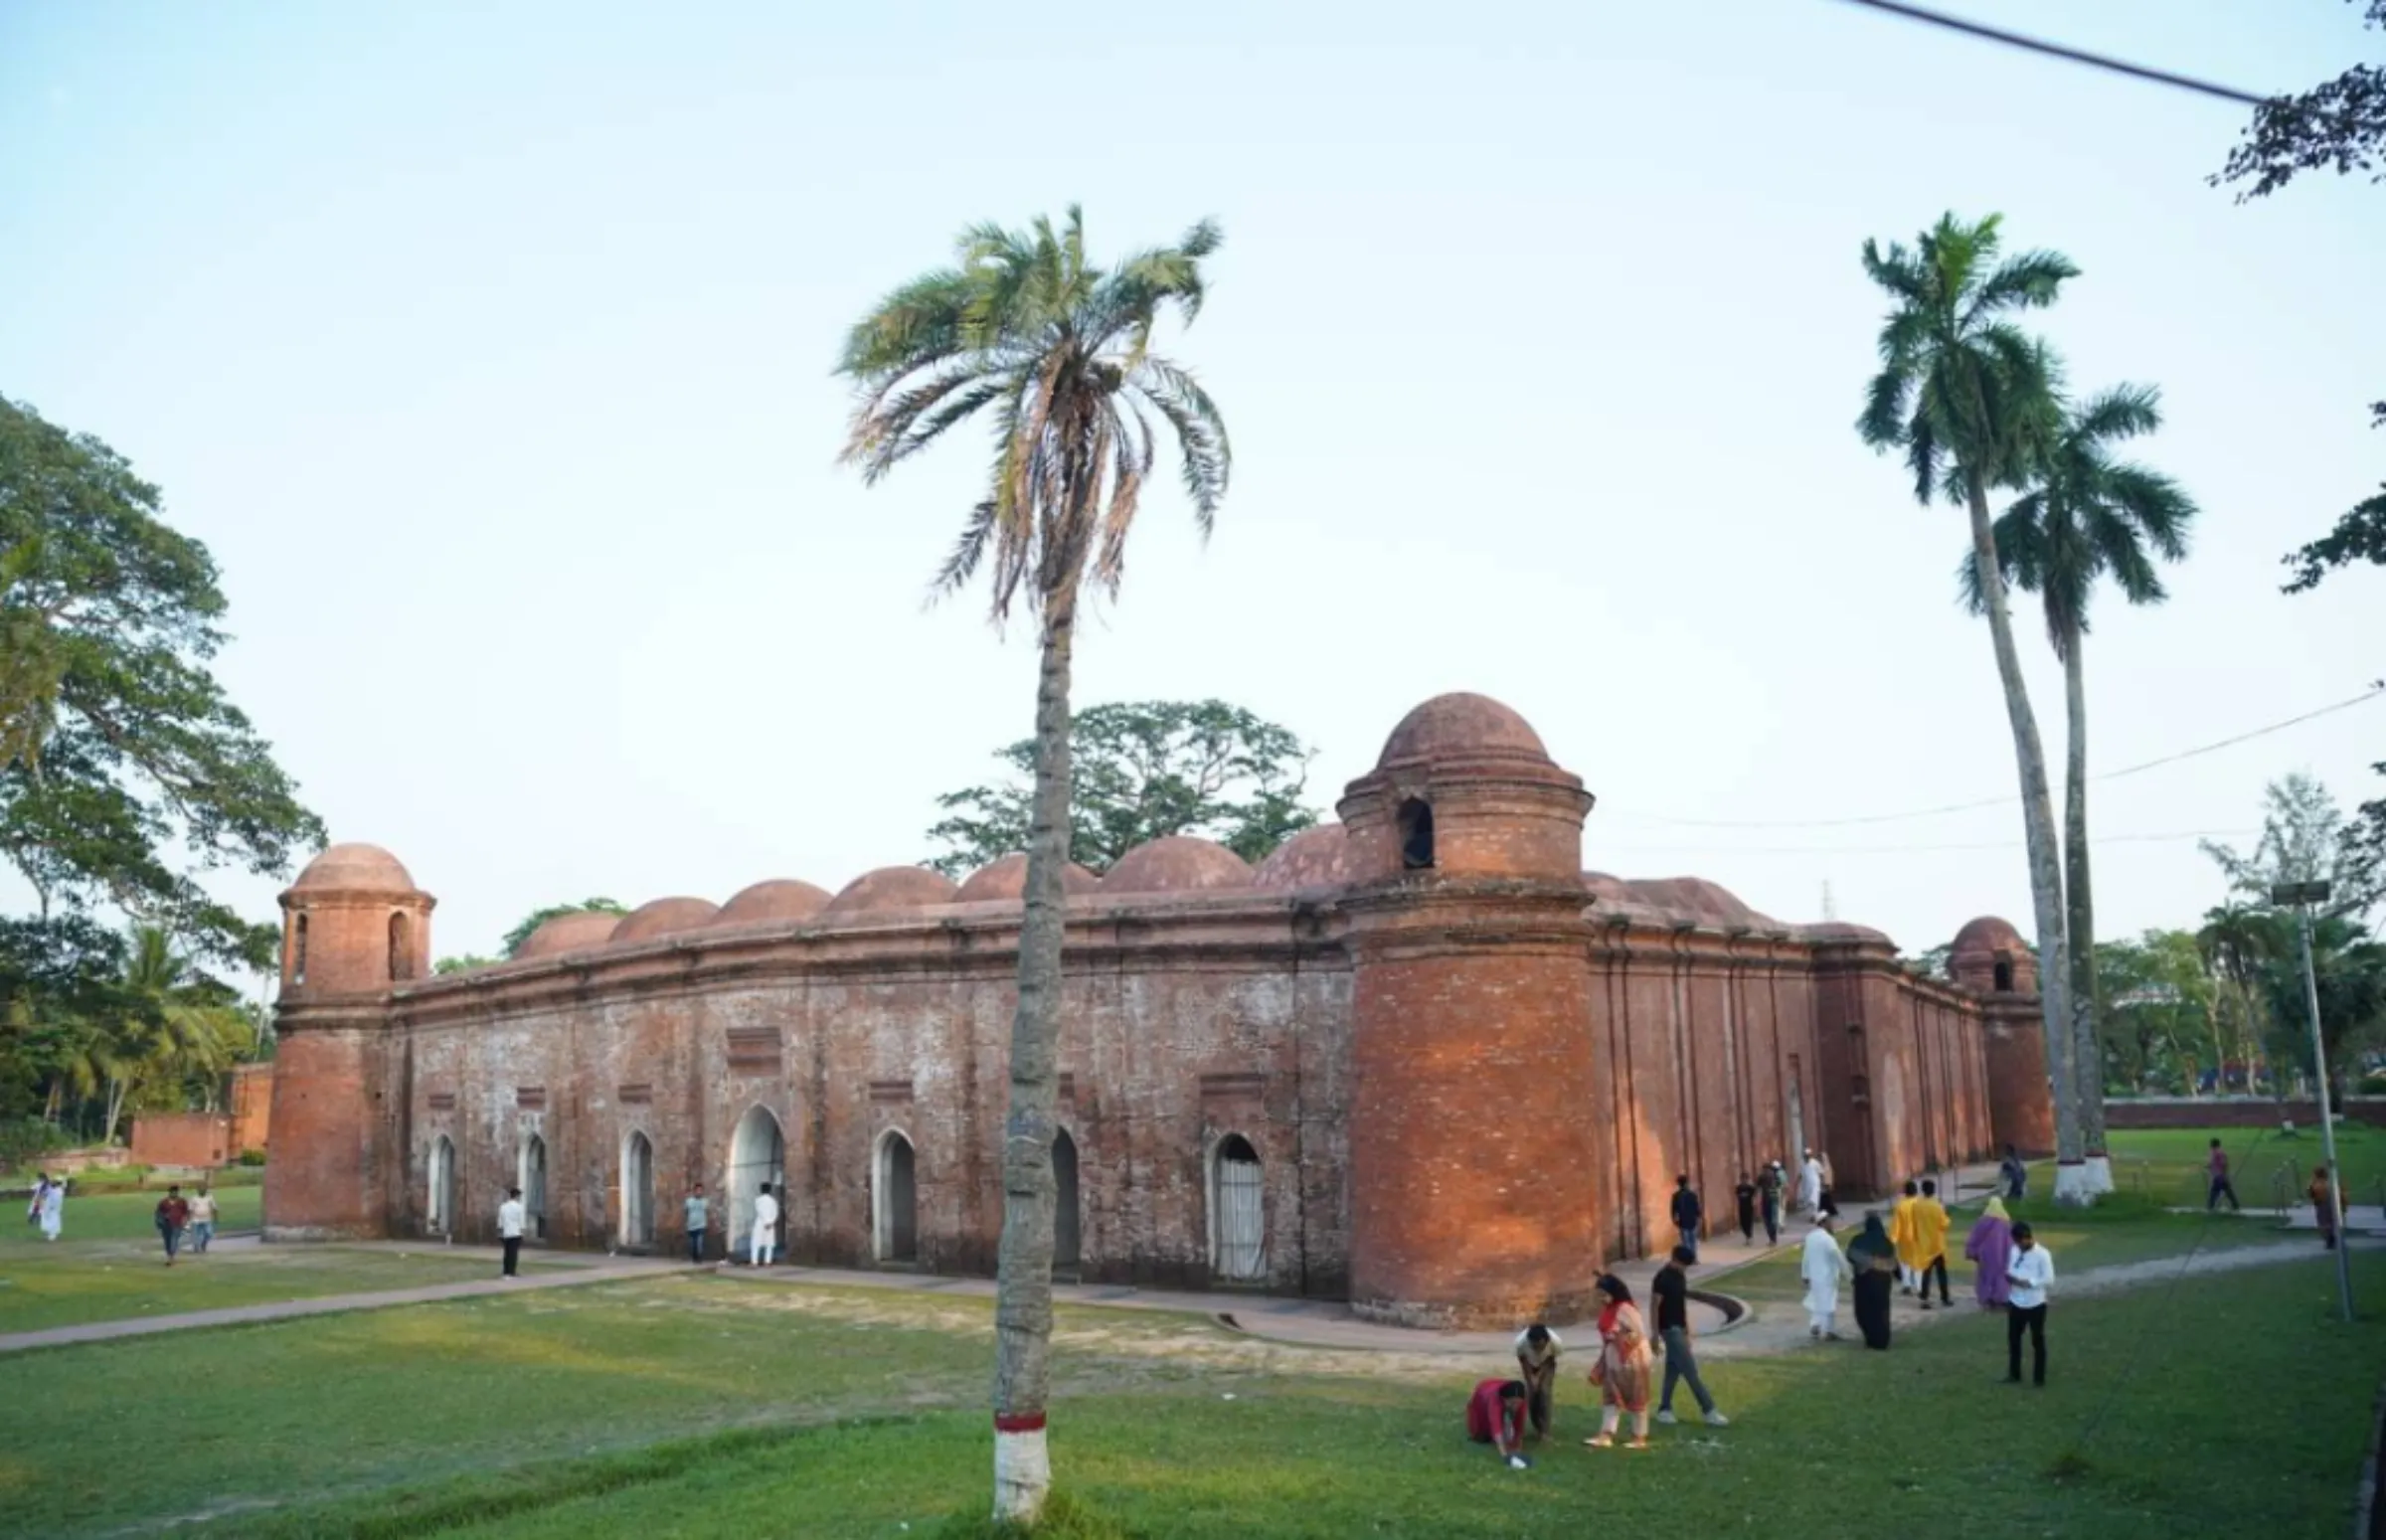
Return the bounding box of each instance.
[519,1133,549,1242]
[1052,1129,1082,1273]
[726,1107,785,1259]
[427,1135,455,1237]
[875,1130,918,1263]
[622,1131,655,1248]
[1209,1134,1265,1281]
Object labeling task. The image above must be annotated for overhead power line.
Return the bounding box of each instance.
[1829,0,2270,107]
[1608,686,2385,830]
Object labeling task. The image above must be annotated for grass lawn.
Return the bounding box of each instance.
[4,1183,262,1245]
[0,1252,2376,1539]
[2094,1124,2386,1209]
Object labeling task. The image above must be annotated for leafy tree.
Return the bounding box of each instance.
[1857,212,2089,1187]
[2198,903,2287,1094]
[2093,930,2215,1095]
[2259,913,2386,1103]
[837,207,1229,1523]
[433,953,500,974]
[2200,771,2379,918]
[1902,942,1953,981]
[2280,406,2386,594]
[498,898,626,959]
[0,397,324,968]
[1961,383,2196,1155]
[0,915,129,1123]
[926,700,1315,878]
[2214,1,2385,201]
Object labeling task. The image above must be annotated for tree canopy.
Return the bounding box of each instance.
[0,397,323,969]
[925,701,1315,877]
[499,897,627,959]
[2214,1,2386,201]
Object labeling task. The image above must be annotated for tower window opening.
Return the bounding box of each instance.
[1397,798,1436,871]
[294,916,308,985]
[1992,959,2014,993]
[389,913,410,982]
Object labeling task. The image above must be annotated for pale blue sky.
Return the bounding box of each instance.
[3,0,2380,971]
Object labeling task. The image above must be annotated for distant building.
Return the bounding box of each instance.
[264,693,2052,1328]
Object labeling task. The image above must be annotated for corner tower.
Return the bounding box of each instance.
[263,842,433,1241]
[1337,694,1601,1327]
[1952,916,2055,1158]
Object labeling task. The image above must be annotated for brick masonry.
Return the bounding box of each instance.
[263,694,2052,1327]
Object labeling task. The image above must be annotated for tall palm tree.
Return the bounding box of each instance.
[836,207,1229,1524]
[1962,384,2196,1174]
[1857,212,2093,1195]
[105,925,251,1141]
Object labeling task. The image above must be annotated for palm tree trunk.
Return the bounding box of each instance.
[2060,617,2111,1190]
[1962,481,2085,1188]
[990,580,1077,1524]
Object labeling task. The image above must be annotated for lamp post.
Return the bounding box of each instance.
[2273,879,2354,1323]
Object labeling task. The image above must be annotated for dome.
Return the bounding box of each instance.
[713,880,834,928]
[1800,921,1893,946]
[953,854,1100,904]
[1253,824,1353,890]
[609,897,721,944]
[291,842,416,894]
[1952,916,2027,955]
[1377,692,1548,768]
[515,910,624,959]
[822,866,960,917]
[1623,877,1781,931]
[1101,836,1255,895]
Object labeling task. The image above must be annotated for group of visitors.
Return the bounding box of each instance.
[148,1184,217,1265]
[1798,1178,2055,1384]
[24,1172,64,1240]
[1468,1250,1732,1464]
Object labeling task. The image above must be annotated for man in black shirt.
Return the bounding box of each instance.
[1651,1245,1729,1428]
[1758,1162,1785,1246]
[1733,1173,1758,1244]
[1669,1174,1702,1262]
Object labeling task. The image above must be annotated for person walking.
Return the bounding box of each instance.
[1999,1144,2028,1202]
[1964,1195,2014,1310]
[1847,1214,1897,1349]
[1797,1150,1824,1215]
[498,1186,526,1278]
[751,1182,780,1267]
[187,1184,218,1255]
[1913,1179,1953,1309]
[2205,1140,2240,1212]
[1513,1323,1562,1442]
[2004,1221,2054,1386]
[1733,1173,1758,1245]
[25,1173,48,1230]
[154,1185,190,1267]
[1800,1211,1846,1340]
[2309,1163,2342,1251]
[37,1173,63,1241]
[1669,1175,1702,1261]
[1759,1162,1785,1246]
[1889,1180,1922,1294]
[1651,1246,1729,1428]
[1584,1275,1655,1451]
[684,1181,710,1264]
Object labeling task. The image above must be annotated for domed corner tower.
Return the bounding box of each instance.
[1952,916,2055,1159]
[263,842,434,1242]
[1335,693,1603,1328]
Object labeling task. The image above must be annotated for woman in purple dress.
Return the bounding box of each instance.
[1964,1195,2014,1310]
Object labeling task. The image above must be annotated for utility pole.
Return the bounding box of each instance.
[2274,879,2355,1323]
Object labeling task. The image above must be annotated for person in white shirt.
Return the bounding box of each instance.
[497,1186,526,1278]
[1797,1151,1824,1215]
[187,1185,219,1254]
[1800,1211,1846,1340]
[2004,1221,2054,1385]
[1512,1323,1562,1440]
[751,1182,779,1268]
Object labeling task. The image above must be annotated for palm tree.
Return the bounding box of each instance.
[835,207,1229,1523]
[98,925,252,1141]
[1962,385,2196,1174]
[1856,212,2093,1197]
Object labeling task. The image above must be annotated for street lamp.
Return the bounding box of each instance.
[2273,878,2355,1323]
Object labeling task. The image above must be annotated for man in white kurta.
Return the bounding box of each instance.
[1797,1152,1824,1214]
[38,1178,63,1241]
[751,1183,779,1268]
[1800,1213,1846,1340]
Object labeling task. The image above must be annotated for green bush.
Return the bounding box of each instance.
[238,1147,267,1167]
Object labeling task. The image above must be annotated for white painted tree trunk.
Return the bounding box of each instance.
[1962,481,2085,1195]
[989,585,1076,1527]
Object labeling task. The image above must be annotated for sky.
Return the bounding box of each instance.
[2,0,2380,979]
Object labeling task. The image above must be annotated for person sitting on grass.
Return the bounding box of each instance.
[1464,1378,1531,1467]
[1584,1274,1655,1451]
[1512,1323,1561,1441]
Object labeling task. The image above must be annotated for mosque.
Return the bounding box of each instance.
[263,692,2054,1328]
